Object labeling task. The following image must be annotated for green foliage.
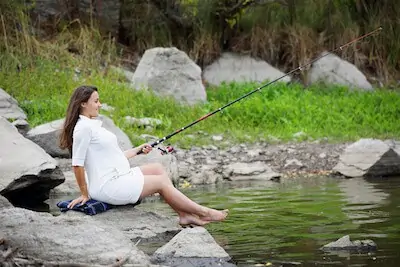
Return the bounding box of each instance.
[1,55,399,148]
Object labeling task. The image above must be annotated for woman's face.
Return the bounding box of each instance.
[81,91,102,118]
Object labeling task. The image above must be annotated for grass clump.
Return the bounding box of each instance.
[1,55,399,149]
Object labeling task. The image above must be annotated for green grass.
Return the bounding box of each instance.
[1,56,399,149]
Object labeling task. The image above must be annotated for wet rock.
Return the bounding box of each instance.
[333,138,400,177]
[321,235,377,251]
[0,117,64,205]
[153,227,234,267]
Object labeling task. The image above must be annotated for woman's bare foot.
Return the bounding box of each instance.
[200,208,229,222]
[179,213,210,227]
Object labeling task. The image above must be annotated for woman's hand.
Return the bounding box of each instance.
[67,195,90,209]
[139,143,153,154]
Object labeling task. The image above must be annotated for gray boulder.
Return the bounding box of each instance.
[333,138,400,177]
[153,227,234,267]
[26,114,133,158]
[203,52,291,86]
[26,118,69,157]
[131,47,207,105]
[0,88,27,120]
[308,51,373,90]
[0,207,151,265]
[0,117,64,204]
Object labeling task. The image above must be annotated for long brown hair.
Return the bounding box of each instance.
[59,85,98,153]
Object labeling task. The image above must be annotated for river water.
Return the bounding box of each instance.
[138,176,400,267]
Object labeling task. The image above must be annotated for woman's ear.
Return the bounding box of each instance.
[81,102,86,108]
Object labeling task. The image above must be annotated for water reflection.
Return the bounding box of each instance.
[157,176,400,267]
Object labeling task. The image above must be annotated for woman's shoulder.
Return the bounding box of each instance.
[73,119,92,135]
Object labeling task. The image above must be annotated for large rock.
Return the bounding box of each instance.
[131,47,207,105]
[333,138,400,177]
[62,205,180,241]
[0,88,27,120]
[0,207,151,265]
[153,227,234,267]
[26,114,133,158]
[0,117,64,204]
[203,52,291,86]
[308,51,373,90]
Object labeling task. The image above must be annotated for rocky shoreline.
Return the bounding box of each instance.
[2,86,400,266]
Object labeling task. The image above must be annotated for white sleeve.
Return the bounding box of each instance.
[72,125,92,166]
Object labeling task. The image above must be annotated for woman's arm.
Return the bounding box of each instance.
[67,166,90,209]
[124,143,152,159]
[72,166,89,197]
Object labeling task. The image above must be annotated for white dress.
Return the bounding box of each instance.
[71,115,144,205]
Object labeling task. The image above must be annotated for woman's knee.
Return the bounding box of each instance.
[140,162,166,176]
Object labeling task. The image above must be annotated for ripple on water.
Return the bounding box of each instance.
[170,177,400,267]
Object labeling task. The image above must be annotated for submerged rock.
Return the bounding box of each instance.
[321,235,377,251]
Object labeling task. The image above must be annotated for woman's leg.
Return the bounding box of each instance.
[139,163,228,223]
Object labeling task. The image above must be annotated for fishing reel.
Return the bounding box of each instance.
[157,145,174,155]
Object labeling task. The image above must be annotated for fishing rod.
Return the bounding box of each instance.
[138,27,383,155]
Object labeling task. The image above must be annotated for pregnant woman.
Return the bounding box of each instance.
[59,85,228,227]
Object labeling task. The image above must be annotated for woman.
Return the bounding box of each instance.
[59,85,228,227]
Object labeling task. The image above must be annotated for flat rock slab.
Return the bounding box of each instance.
[153,227,233,266]
[60,205,181,241]
[0,207,151,265]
